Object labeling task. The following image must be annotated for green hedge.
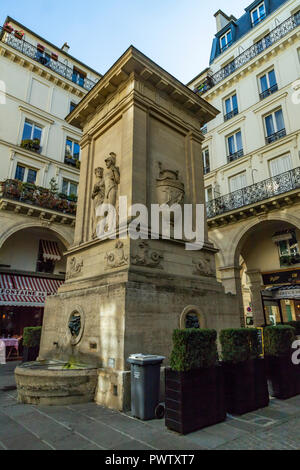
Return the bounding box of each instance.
[220,328,261,364]
[285,321,300,336]
[264,325,295,357]
[23,327,42,348]
[170,329,218,372]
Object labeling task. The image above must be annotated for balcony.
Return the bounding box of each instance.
[224,108,239,121]
[259,83,278,100]
[64,156,81,169]
[280,253,300,267]
[0,26,97,92]
[227,149,244,163]
[265,128,286,145]
[195,13,300,96]
[0,179,76,223]
[206,167,300,220]
[20,138,41,154]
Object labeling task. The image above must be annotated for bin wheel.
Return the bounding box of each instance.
[155,403,165,419]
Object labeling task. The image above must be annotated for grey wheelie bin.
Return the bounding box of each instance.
[127,354,165,420]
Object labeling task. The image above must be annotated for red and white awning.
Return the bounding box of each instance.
[0,274,14,290]
[0,275,64,307]
[41,240,61,262]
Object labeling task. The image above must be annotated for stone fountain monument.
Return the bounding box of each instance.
[37,47,240,410]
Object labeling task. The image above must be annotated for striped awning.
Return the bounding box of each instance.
[41,240,61,262]
[0,274,14,290]
[0,275,64,307]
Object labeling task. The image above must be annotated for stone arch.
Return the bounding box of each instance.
[208,233,226,267]
[179,305,207,329]
[0,221,72,251]
[231,214,300,268]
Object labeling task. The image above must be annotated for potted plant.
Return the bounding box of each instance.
[37,43,45,52]
[165,329,226,435]
[264,325,297,399]
[14,30,24,40]
[220,328,269,415]
[22,327,42,362]
[51,52,58,61]
[3,23,13,34]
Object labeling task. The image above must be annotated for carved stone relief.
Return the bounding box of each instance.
[105,241,128,269]
[131,241,164,269]
[192,257,214,277]
[156,162,185,206]
[67,257,83,279]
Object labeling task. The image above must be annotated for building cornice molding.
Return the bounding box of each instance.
[67,46,220,130]
[0,139,80,175]
[203,25,299,100]
[253,91,289,114]
[217,115,246,135]
[0,41,86,98]
[18,105,55,125]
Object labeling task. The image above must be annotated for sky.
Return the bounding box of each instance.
[1,0,247,84]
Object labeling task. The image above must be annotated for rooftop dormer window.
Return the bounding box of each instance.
[251,2,266,27]
[220,30,232,52]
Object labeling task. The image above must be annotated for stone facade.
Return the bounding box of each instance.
[39,47,240,411]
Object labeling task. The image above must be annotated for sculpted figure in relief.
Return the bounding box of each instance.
[91,167,105,239]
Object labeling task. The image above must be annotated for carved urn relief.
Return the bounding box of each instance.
[156,162,185,206]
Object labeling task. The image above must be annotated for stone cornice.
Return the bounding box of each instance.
[18,105,55,125]
[66,46,219,130]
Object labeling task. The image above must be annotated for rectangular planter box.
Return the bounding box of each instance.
[266,355,299,399]
[165,366,226,435]
[22,346,39,363]
[222,359,268,415]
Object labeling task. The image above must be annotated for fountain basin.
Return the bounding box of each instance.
[15,361,98,405]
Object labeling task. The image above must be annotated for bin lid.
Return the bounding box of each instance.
[127,354,165,365]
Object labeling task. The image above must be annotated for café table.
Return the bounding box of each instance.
[0,338,19,359]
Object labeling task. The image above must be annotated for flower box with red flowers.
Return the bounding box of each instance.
[51,52,58,61]
[14,30,24,40]
[3,23,13,34]
[37,44,45,52]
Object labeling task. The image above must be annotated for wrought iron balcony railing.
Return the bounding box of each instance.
[195,13,300,96]
[0,179,77,215]
[0,26,97,92]
[206,167,300,219]
[265,128,286,144]
[227,149,244,163]
[224,108,239,121]
[259,83,278,100]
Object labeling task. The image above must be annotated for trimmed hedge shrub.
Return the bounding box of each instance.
[23,327,42,348]
[264,325,296,357]
[220,328,261,364]
[286,321,300,336]
[170,329,218,372]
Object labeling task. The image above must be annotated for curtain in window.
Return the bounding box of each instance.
[269,154,292,177]
[235,131,243,151]
[275,109,285,131]
[265,114,275,136]
[268,70,277,88]
[229,172,247,192]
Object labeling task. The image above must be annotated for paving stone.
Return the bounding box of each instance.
[1,433,52,450]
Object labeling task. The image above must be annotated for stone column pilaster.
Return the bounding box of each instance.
[219,265,245,326]
[246,270,265,327]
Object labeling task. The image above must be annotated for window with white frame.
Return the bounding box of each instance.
[229,172,247,193]
[15,164,38,184]
[224,93,238,121]
[269,154,292,177]
[220,30,232,52]
[21,120,42,152]
[251,2,266,26]
[62,179,78,197]
[205,186,213,203]
[259,69,278,99]
[264,108,286,143]
[227,130,243,161]
[202,148,210,175]
[65,137,80,163]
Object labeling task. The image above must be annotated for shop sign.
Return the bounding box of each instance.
[262,270,300,285]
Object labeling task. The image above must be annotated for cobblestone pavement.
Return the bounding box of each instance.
[1,362,300,450]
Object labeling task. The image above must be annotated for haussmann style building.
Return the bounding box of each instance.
[0,17,101,341]
[188,0,300,327]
